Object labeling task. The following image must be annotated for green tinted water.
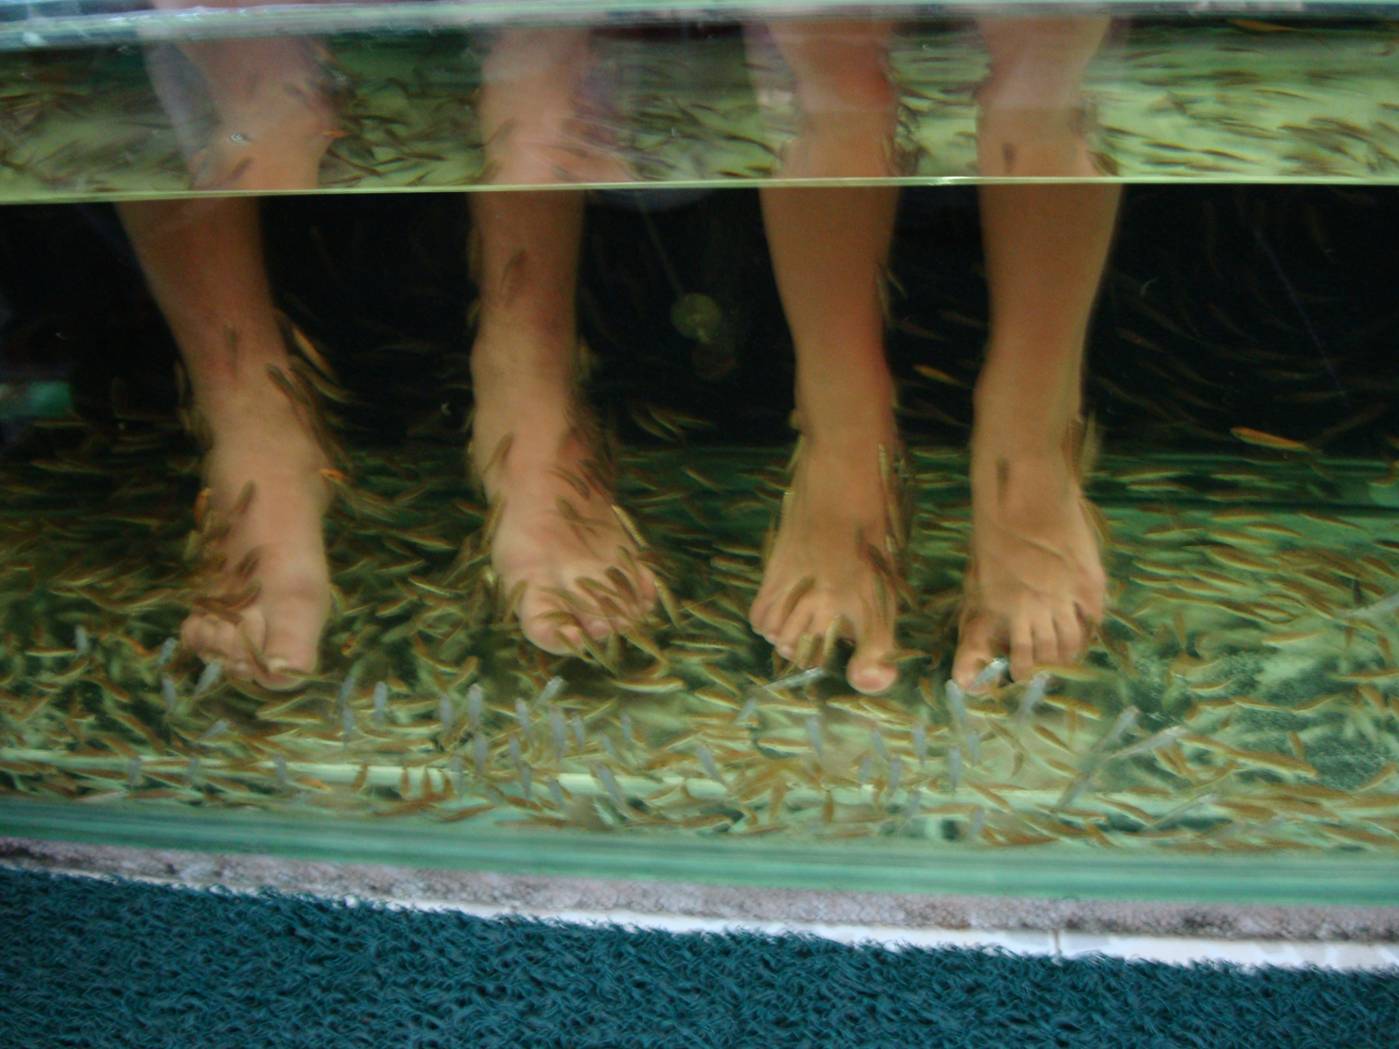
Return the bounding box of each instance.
[0,20,1395,202]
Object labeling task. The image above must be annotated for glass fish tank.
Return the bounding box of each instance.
[0,0,1396,908]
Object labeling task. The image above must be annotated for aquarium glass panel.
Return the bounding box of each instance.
[0,0,1396,906]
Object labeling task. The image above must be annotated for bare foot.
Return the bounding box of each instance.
[182,367,333,689]
[470,332,655,655]
[749,419,908,695]
[954,393,1106,687]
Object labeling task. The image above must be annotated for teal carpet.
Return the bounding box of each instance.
[1,867,1394,1048]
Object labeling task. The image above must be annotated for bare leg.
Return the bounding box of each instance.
[119,198,332,688]
[145,0,336,190]
[478,28,629,186]
[468,30,653,655]
[955,20,1119,686]
[750,22,904,693]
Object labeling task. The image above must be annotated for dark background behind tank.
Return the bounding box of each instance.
[0,184,1394,460]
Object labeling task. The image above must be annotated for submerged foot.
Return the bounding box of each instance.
[749,418,907,695]
[182,368,333,689]
[954,396,1106,687]
[471,332,655,655]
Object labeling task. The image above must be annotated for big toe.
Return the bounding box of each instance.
[847,613,896,694]
[518,588,585,656]
[953,613,998,690]
[260,591,327,689]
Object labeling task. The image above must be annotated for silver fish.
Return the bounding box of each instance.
[537,675,565,705]
[549,705,568,759]
[971,657,1009,691]
[466,683,484,730]
[156,637,178,670]
[194,660,222,696]
[160,674,178,715]
[472,733,489,777]
[804,715,824,759]
[372,681,388,726]
[946,747,961,793]
[769,667,826,691]
[1015,673,1051,730]
[74,626,90,657]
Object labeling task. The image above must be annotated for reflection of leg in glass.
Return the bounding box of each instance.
[120,199,333,688]
[467,191,655,654]
[478,29,629,185]
[755,20,897,180]
[974,18,1111,178]
[954,179,1120,687]
[750,23,904,694]
[145,0,337,192]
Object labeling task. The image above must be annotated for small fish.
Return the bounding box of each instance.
[1114,725,1187,760]
[126,756,141,789]
[466,684,484,730]
[1099,707,1140,753]
[337,665,360,708]
[514,696,530,734]
[619,712,635,746]
[548,778,567,810]
[274,754,289,790]
[74,626,90,657]
[160,674,178,715]
[600,734,622,764]
[372,681,388,726]
[945,681,968,735]
[185,757,202,788]
[593,763,627,809]
[695,744,722,783]
[449,754,464,795]
[1230,426,1310,452]
[472,733,489,777]
[342,704,356,744]
[537,676,565,705]
[198,718,229,742]
[947,747,962,793]
[964,731,981,766]
[769,667,826,691]
[1015,673,1051,730]
[549,706,568,758]
[858,756,875,788]
[437,694,455,734]
[911,721,927,765]
[804,715,824,759]
[194,660,222,696]
[508,734,523,771]
[971,658,1008,691]
[737,694,760,724]
[570,714,587,750]
[887,757,903,797]
[156,637,178,669]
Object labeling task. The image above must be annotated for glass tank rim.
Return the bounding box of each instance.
[3,0,1397,54]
